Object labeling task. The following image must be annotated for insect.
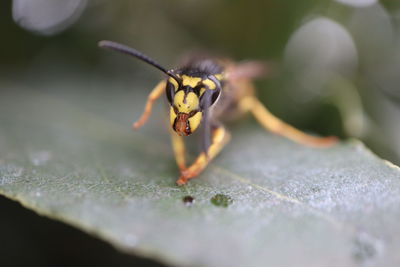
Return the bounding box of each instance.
[99,40,338,185]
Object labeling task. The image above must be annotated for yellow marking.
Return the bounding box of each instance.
[170,106,177,126]
[173,90,199,113]
[181,75,202,87]
[168,77,179,91]
[188,111,202,132]
[200,88,206,96]
[214,73,223,80]
[202,79,216,90]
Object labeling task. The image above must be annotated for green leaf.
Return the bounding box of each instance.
[1,77,400,267]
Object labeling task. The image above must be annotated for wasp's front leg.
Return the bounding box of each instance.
[239,96,337,147]
[176,126,231,185]
[133,80,166,129]
[170,130,187,171]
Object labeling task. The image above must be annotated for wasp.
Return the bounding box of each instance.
[99,40,337,185]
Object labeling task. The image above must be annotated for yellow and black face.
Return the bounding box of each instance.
[166,75,221,136]
[98,40,223,136]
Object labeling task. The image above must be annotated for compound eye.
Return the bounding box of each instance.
[210,90,220,105]
[165,81,175,104]
[200,89,220,110]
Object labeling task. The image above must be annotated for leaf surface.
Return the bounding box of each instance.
[1,77,399,267]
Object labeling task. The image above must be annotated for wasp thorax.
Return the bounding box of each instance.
[170,90,202,136]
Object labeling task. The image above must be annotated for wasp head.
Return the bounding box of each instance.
[166,74,221,136]
[168,89,202,136]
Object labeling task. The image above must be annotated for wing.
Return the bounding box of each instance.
[224,60,274,82]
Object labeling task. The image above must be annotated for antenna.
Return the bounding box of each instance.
[98,40,181,84]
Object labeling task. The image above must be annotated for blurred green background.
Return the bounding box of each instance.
[1,0,400,266]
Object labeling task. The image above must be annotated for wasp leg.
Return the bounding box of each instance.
[239,96,338,147]
[133,80,166,129]
[170,130,187,171]
[176,126,231,185]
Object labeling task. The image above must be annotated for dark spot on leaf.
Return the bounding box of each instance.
[183,195,195,206]
[352,233,379,264]
[210,194,232,207]
[311,187,321,193]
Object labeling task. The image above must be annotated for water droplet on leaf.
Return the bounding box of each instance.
[210,194,232,207]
